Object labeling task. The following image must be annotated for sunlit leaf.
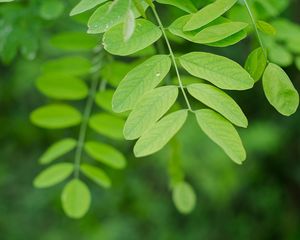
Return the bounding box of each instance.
[172,181,196,214]
[70,0,108,16]
[244,47,267,82]
[80,164,111,188]
[156,0,196,13]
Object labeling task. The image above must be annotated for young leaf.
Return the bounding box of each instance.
[195,109,246,164]
[80,164,111,188]
[61,179,91,219]
[179,52,254,90]
[103,19,162,56]
[256,20,276,36]
[124,86,179,140]
[39,138,77,165]
[263,63,299,116]
[36,75,88,100]
[206,29,247,47]
[187,83,248,128]
[33,163,74,188]
[244,47,267,82]
[84,141,126,169]
[193,22,248,44]
[30,104,82,129]
[123,9,135,41]
[88,0,130,34]
[70,0,108,16]
[172,181,196,214]
[156,0,197,13]
[184,0,237,31]
[89,113,125,140]
[134,110,188,157]
[112,55,171,113]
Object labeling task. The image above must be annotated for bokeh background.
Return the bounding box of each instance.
[0,0,300,239]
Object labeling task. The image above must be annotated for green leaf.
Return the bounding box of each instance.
[256,20,276,36]
[124,86,179,140]
[244,47,267,82]
[296,57,300,71]
[134,110,188,157]
[195,109,246,164]
[179,52,254,90]
[103,19,162,56]
[88,0,130,34]
[95,90,114,112]
[39,0,64,20]
[112,55,171,113]
[193,22,248,44]
[51,32,98,51]
[123,9,135,41]
[80,164,111,188]
[184,0,237,31]
[30,104,82,129]
[36,74,88,100]
[84,141,126,169]
[61,179,91,219]
[42,56,91,77]
[156,0,197,13]
[89,113,125,140]
[172,181,196,214]
[263,63,299,116]
[187,83,248,127]
[70,0,108,16]
[33,163,74,188]
[39,138,77,165]
[205,29,247,47]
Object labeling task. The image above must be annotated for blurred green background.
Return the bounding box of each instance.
[0,0,300,239]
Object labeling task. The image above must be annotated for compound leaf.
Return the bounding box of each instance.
[80,164,111,188]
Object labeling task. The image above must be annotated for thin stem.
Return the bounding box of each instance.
[151,7,193,111]
[73,73,100,178]
[243,0,268,61]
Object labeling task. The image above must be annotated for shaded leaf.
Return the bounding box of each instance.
[80,164,111,188]
[172,181,196,214]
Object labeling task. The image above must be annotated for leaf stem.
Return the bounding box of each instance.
[243,0,268,61]
[73,62,102,178]
[151,6,193,111]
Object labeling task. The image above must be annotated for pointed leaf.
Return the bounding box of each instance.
[30,104,82,129]
[33,163,74,188]
[80,164,111,188]
[187,83,248,127]
[61,179,91,219]
[84,141,126,169]
[245,47,267,82]
[263,63,299,116]
[134,110,188,157]
[103,19,162,56]
[124,86,179,140]
[89,113,125,140]
[39,138,77,165]
[195,109,246,164]
[112,55,171,113]
[184,0,237,31]
[172,181,196,214]
[179,52,254,90]
[256,20,276,36]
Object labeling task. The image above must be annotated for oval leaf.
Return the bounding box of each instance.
[33,163,73,188]
[39,138,77,165]
[187,83,248,127]
[244,47,267,82]
[263,63,299,116]
[84,141,126,169]
[172,181,196,214]
[112,55,171,113]
[89,113,125,140]
[179,52,254,90]
[184,0,237,31]
[70,0,108,16]
[195,109,246,164]
[30,104,82,129]
[61,179,91,219]
[124,86,179,140]
[103,19,162,56]
[80,164,111,188]
[156,0,196,13]
[134,110,188,157]
[36,74,88,100]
